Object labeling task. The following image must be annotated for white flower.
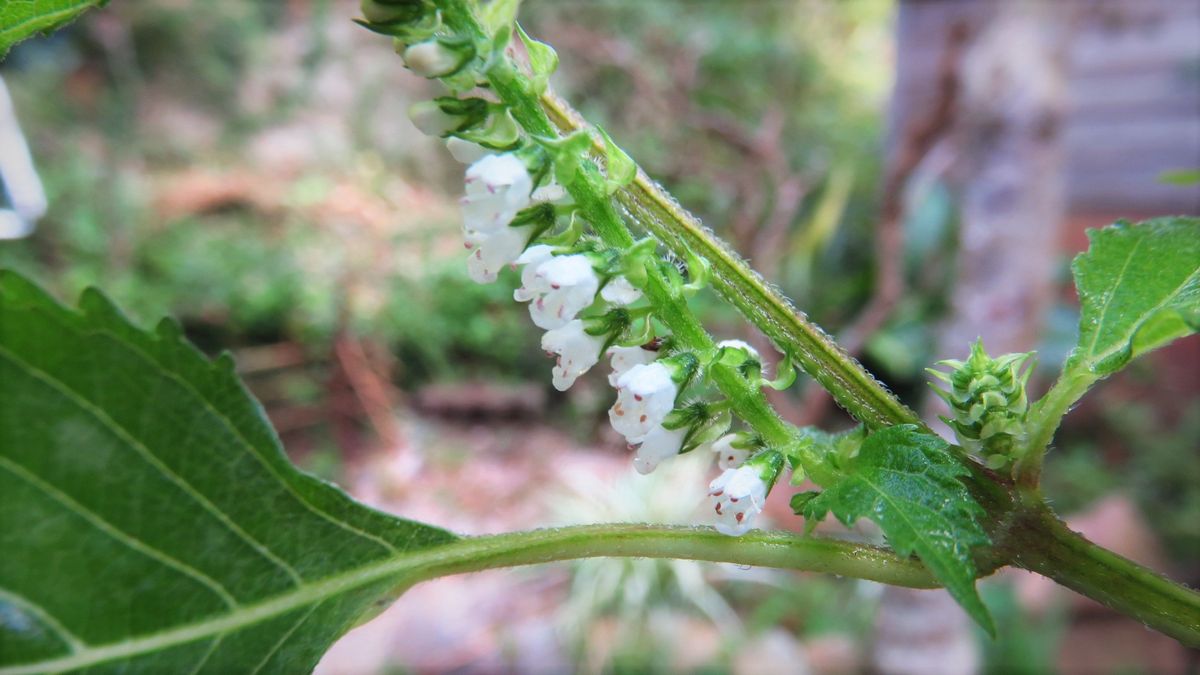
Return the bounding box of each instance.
[609,362,677,441]
[402,41,462,78]
[516,255,600,330]
[631,424,688,475]
[541,319,605,391]
[708,465,768,536]
[709,433,752,470]
[462,154,533,233]
[464,225,533,284]
[447,137,492,164]
[600,275,642,306]
[606,345,658,386]
[409,101,459,137]
[513,245,556,300]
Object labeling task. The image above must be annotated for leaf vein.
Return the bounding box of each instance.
[0,345,305,587]
[0,456,240,611]
[0,586,87,654]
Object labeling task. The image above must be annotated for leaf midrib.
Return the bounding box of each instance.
[0,539,445,675]
[1081,241,1200,369]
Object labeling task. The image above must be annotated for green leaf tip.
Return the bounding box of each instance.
[798,425,995,635]
[0,0,108,58]
[1067,216,1200,377]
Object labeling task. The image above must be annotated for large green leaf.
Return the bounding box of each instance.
[0,271,458,674]
[0,0,106,57]
[1067,217,1200,377]
[796,425,994,634]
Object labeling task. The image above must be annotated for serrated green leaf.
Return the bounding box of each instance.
[0,271,458,673]
[0,0,105,57]
[1067,217,1200,377]
[799,425,994,634]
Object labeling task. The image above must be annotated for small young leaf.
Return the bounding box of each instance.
[516,23,557,94]
[0,271,457,673]
[479,0,520,39]
[597,126,636,193]
[0,0,106,57]
[798,425,994,634]
[1066,217,1200,377]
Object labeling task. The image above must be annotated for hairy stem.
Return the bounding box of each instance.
[540,91,922,430]
[1009,501,1200,647]
[1015,370,1098,484]
[413,524,938,589]
[487,58,797,449]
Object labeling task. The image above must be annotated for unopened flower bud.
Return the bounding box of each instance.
[402,40,469,78]
[930,339,1034,467]
[360,0,422,25]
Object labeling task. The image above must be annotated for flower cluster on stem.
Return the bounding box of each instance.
[362,0,807,535]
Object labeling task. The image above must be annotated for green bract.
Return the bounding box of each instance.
[930,340,1033,470]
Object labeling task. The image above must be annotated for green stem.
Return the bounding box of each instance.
[488,58,796,450]
[1009,502,1200,647]
[413,524,938,589]
[540,92,921,431]
[1015,370,1098,484]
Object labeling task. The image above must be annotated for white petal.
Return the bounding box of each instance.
[710,433,752,470]
[541,319,605,391]
[513,245,556,302]
[608,362,677,441]
[526,255,600,330]
[632,424,688,474]
[461,154,533,232]
[708,465,767,536]
[402,41,460,78]
[600,275,642,306]
[607,345,658,386]
[447,137,492,164]
[465,226,532,284]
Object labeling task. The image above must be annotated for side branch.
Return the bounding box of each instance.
[412,524,939,589]
[540,91,922,430]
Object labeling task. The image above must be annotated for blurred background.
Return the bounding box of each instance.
[2,0,1198,672]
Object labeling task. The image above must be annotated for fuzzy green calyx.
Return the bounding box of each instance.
[929,340,1034,469]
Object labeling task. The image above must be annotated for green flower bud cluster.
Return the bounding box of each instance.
[929,340,1034,470]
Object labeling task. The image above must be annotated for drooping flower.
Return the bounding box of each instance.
[609,362,677,441]
[708,465,768,536]
[515,254,600,330]
[447,137,492,164]
[600,275,642,306]
[630,423,689,475]
[401,40,466,78]
[464,225,534,284]
[709,433,752,470]
[461,154,533,233]
[607,345,659,386]
[541,319,605,391]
